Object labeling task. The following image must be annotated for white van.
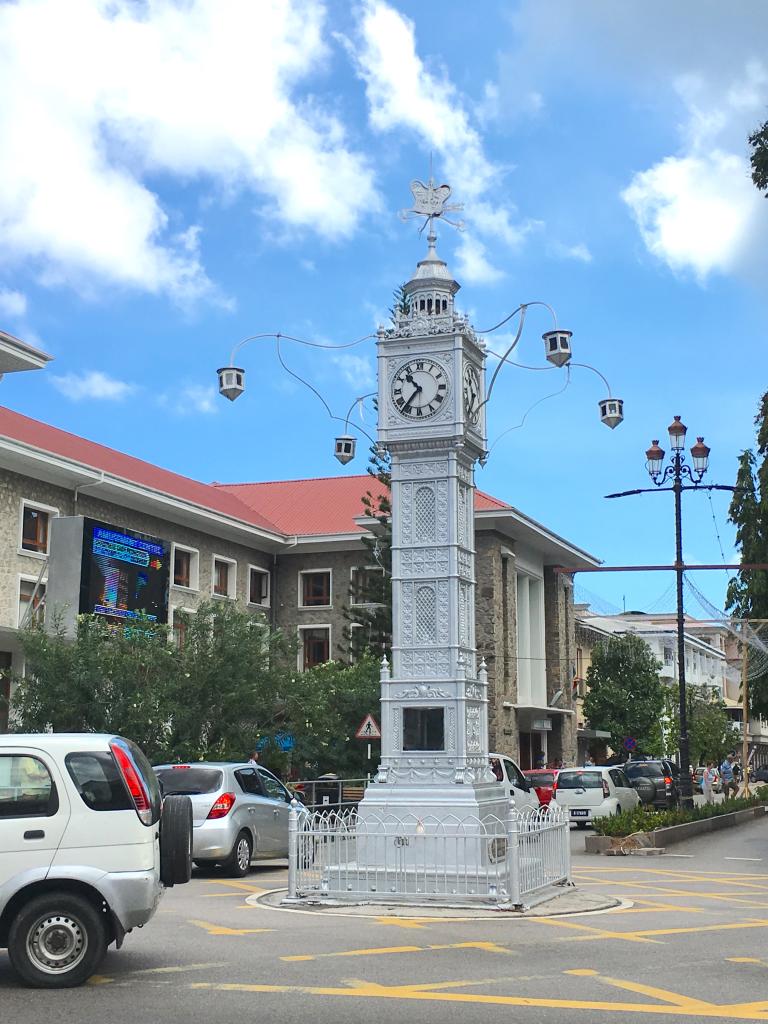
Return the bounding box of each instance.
[0,734,192,988]
[489,752,540,810]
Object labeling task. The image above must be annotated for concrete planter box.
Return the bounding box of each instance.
[585,805,767,854]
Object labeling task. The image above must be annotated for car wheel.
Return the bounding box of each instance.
[225,831,253,878]
[615,805,622,816]
[7,892,107,989]
[576,822,588,830]
[159,794,193,887]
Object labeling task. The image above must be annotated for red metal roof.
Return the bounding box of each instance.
[0,405,283,535]
[216,477,511,536]
[0,404,512,539]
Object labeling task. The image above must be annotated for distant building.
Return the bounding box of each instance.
[0,404,599,764]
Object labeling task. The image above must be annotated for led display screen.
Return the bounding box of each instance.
[79,519,169,623]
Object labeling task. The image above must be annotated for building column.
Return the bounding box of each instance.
[544,566,577,765]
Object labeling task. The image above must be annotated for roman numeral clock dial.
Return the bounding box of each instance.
[391,359,449,419]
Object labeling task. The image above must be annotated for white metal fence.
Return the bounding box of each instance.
[287,803,570,909]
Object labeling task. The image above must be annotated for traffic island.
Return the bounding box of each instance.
[254,886,621,918]
[585,804,767,854]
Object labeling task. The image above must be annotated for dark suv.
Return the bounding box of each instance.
[622,759,680,809]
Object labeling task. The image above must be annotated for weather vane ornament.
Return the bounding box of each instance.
[399,176,465,234]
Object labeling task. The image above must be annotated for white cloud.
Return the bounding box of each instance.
[347,0,535,282]
[455,236,503,286]
[331,354,376,389]
[51,370,136,401]
[0,0,378,302]
[551,242,593,264]
[179,385,218,416]
[621,66,766,281]
[0,289,27,318]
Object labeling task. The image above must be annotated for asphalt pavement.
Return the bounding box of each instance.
[3,820,768,1023]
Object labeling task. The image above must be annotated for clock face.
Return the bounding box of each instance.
[463,363,481,424]
[391,359,449,419]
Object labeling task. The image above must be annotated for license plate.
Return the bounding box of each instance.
[571,809,589,817]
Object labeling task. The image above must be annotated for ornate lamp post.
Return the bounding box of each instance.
[609,417,711,809]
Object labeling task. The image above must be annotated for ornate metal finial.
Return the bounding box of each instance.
[399,174,464,235]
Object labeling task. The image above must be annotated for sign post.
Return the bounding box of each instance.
[355,714,381,764]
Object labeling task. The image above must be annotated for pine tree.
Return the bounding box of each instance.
[726,391,768,714]
[749,119,768,196]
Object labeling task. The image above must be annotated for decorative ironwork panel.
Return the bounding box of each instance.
[414,486,436,544]
[466,706,482,752]
[401,547,450,577]
[436,480,449,543]
[415,585,437,645]
[400,648,451,678]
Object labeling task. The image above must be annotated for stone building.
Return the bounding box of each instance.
[0,404,599,763]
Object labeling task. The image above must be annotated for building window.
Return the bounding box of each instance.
[212,556,236,599]
[350,566,384,606]
[300,570,331,608]
[248,566,270,607]
[18,578,46,628]
[300,626,330,669]
[20,502,56,555]
[172,608,190,649]
[172,545,199,590]
[664,646,674,665]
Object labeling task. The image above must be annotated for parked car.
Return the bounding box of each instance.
[621,759,680,808]
[154,761,296,876]
[693,766,723,794]
[489,753,540,810]
[0,733,191,988]
[552,766,640,828]
[523,769,559,806]
[751,764,768,785]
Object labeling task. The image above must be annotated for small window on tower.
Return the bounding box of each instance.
[403,708,445,751]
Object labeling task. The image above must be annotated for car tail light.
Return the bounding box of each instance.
[207,792,236,820]
[110,740,152,825]
[602,779,610,798]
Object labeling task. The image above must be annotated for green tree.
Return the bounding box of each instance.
[583,634,666,756]
[13,614,178,759]
[748,119,768,196]
[663,685,741,765]
[167,600,290,764]
[282,654,381,777]
[726,390,768,715]
[343,443,392,661]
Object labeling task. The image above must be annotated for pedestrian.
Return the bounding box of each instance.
[732,759,743,792]
[702,760,716,804]
[584,754,594,766]
[720,753,736,799]
[248,749,259,764]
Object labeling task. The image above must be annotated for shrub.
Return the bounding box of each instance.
[592,788,768,837]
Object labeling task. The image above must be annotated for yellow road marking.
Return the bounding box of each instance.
[281,940,513,962]
[202,879,267,893]
[611,899,705,915]
[729,957,768,966]
[532,917,662,944]
[565,969,598,976]
[190,976,768,1018]
[628,918,768,939]
[375,916,431,929]
[599,975,717,1010]
[87,975,113,985]
[188,918,273,936]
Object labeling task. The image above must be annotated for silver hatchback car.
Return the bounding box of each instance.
[154,762,294,876]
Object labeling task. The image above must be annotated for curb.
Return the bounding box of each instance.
[585,804,767,855]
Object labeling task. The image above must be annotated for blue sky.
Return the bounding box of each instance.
[1,0,767,617]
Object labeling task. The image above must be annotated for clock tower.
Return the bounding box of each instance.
[358,181,506,831]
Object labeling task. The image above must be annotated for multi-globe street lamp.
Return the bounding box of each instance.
[608,416,713,809]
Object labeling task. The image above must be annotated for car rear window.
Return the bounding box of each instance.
[624,763,663,779]
[155,767,223,795]
[526,772,555,787]
[66,752,133,811]
[557,771,603,789]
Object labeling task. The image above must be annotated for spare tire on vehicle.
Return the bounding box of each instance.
[159,794,193,886]
[632,778,657,805]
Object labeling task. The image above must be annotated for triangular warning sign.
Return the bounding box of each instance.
[355,713,381,740]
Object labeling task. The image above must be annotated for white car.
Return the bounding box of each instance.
[489,753,540,810]
[553,766,640,828]
[0,733,192,988]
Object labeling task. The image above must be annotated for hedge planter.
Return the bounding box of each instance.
[584,805,767,854]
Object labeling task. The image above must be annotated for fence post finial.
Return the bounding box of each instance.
[380,654,391,682]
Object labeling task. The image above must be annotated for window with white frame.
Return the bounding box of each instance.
[248,566,270,607]
[172,544,199,590]
[350,566,384,606]
[19,501,57,556]
[18,576,46,628]
[212,556,237,599]
[299,626,330,669]
[664,646,674,665]
[299,570,332,608]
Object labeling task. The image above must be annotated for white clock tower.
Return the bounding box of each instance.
[358,180,506,830]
